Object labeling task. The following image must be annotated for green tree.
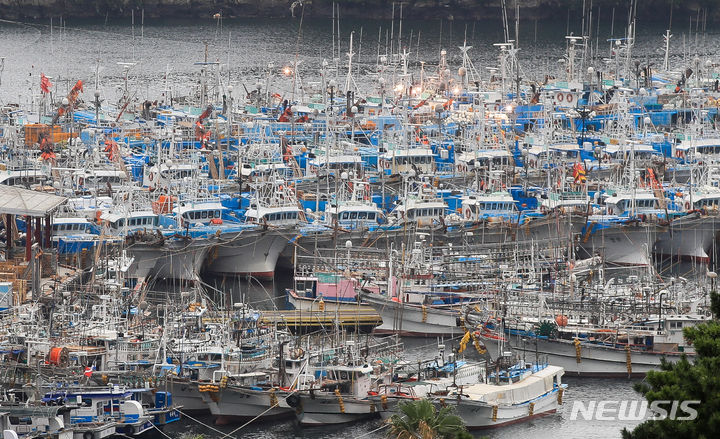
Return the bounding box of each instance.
[621,291,720,439]
[388,399,468,439]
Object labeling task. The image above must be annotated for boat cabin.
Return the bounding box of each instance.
[461,192,517,221]
[174,202,227,226]
[604,192,661,216]
[308,154,364,177]
[379,148,435,175]
[52,217,98,236]
[101,211,159,235]
[245,205,301,226]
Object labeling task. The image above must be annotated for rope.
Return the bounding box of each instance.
[176,409,227,437]
[355,422,389,438]
[151,423,174,439]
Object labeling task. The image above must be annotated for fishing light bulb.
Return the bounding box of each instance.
[283,66,292,76]
[452,86,461,95]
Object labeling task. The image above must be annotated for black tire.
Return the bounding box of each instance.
[83,432,94,439]
[286,393,300,408]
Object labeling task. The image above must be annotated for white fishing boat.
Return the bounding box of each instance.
[437,364,566,429]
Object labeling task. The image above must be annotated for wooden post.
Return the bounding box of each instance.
[44,216,52,248]
[25,216,32,262]
[35,217,42,249]
[5,214,11,260]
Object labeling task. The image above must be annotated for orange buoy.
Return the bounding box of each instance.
[555,315,569,327]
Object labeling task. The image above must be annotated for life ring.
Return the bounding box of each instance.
[493,104,501,111]
[566,93,574,103]
[556,93,564,102]
[465,209,472,219]
[685,201,691,210]
[148,172,155,182]
[676,150,685,159]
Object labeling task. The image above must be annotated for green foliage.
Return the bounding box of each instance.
[536,320,558,338]
[388,399,468,439]
[621,291,720,439]
[710,290,720,318]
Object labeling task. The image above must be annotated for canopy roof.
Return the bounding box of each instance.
[0,185,66,217]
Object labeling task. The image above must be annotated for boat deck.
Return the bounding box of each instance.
[258,309,382,334]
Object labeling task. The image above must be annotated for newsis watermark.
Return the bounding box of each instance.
[569,400,701,421]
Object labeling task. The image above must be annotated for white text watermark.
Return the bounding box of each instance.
[569,400,700,421]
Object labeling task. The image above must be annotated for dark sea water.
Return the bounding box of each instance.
[0,15,717,104]
[1,13,711,438]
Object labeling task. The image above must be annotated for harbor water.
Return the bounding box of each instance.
[0,12,715,439]
[0,16,717,104]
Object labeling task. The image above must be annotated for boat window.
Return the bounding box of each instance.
[341,212,349,220]
[201,210,208,219]
[368,212,376,220]
[358,211,367,219]
[350,212,358,219]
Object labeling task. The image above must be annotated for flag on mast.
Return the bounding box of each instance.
[40,73,52,94]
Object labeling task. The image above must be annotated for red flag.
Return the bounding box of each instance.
[40,73,52,94]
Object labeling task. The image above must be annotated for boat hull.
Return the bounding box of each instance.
[287,290,374,313]
[359,293,465,337]
[480,335,685,377]
[294,393,378,426]
[205,229,291,280]
[167,381,209,414]
[653,214,718,263]
[127,237,212,281]
[202,387,293,425]
[441,388,561,429]
[578,222,655,266]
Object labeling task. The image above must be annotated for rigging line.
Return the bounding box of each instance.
[176,409,228,437]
